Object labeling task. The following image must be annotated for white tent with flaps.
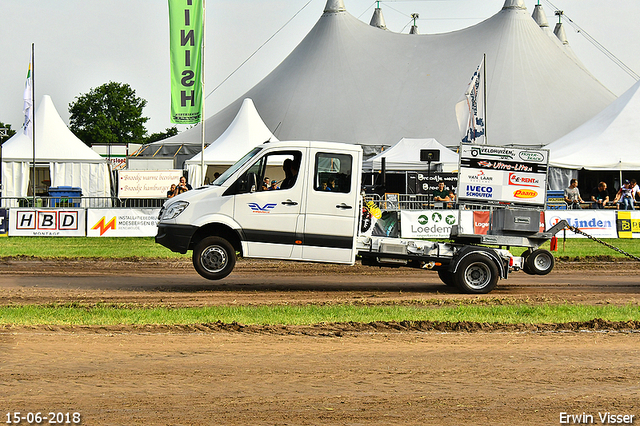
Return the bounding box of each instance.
[546,78,640,171]
[185,98,278,186]
[1,95,111,200]
[363,138,459,173]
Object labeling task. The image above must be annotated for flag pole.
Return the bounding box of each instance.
[31,43,36,206]
[200,0,206,186]
[483,53,487,145]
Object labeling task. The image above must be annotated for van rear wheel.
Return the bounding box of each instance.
[193,236,236,280]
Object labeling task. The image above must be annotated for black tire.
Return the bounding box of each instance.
[437,269,456,287]
[192,236,236,280]
[453,253,499,294]
[525,249,554,276]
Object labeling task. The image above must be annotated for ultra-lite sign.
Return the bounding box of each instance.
[457,145,549,206]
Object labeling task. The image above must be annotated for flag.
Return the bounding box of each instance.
[23,62,33,137]
[455,57,485,144]
[168,0,203,124]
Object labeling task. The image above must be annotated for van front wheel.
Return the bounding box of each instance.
[193,236,236,280]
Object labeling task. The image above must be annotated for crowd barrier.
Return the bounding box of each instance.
[1,196,639,239]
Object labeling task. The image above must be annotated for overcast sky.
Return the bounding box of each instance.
[1,0,639,136]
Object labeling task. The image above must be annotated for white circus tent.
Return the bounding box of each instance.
[1,95,111,199]
[163,0,614,152]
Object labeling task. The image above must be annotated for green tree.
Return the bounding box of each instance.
[145,126,178,143]
[69,81,149,146]
[0,122,17,144]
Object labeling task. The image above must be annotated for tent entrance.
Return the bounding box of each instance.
[27,163,51,196]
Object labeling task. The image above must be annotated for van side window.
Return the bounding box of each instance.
[226,150,302,195]
[314,153,352,193]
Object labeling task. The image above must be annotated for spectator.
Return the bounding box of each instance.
[447,189,457,209]
[590,181,609,209]
[262,177,270,191]
[167,184,177,198]
[432,181,449,203]
[174,176,192,196]
[325,178,335,191]
[564,178,583,209]
[270,180,279,190]
[614,180,635,210]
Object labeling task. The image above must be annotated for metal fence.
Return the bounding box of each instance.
[0,197,166,209]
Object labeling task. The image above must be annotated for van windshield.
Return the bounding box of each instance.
[212,147,263,186]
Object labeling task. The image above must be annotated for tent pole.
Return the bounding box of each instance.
[31,43,36,206]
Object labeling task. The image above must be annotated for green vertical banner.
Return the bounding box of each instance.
[169,0,203,124]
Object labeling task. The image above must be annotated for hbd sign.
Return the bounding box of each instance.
[9,209,85,236]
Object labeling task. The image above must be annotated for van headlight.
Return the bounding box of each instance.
[161,201,189,220]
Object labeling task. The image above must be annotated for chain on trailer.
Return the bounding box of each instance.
[565,225,640,262]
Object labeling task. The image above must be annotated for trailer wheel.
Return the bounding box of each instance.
[192,236,236,280]
[454,253,499,294]
[524,249,554,276]
[437,269,456,287]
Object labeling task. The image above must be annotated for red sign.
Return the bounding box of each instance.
[473,211,491,235]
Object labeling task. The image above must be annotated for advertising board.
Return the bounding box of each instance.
[118,170,184,198]
[87,209,161,237]
[9,209,85,237]
[457,145,548,206]
[0,209,8,236]
[400,210,458,239]
[545,210,617,239]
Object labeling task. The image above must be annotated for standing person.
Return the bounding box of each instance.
[564,179,584,209]
[590,181,609,209]
[432,181,449,206]
[174,176,192,196]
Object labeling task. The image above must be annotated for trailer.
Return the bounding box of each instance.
[156,140,563,294]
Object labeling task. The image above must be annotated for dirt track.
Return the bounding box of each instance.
[1,258,640,425]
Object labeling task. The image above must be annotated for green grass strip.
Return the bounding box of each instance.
[1,304,639,326]
[1,236,640,259]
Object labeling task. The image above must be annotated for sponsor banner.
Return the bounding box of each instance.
[9,209,85,237]
[458,145,548,206]
[410,172,458,195]
[616,211,640,238]
[87,209,161,237]
[401,210,458,239]
[545,210,617,239]
[118,170,184,198]
[473,210,491,235]
[0,209,8,236]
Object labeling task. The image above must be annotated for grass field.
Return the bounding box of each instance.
[1,303,639,326]
[0,236,638,259]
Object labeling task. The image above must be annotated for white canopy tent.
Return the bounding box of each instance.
[1,95,111,200]
[363,138,459,173]
[546,78,640,171]
[544,78,640,190]
[184,98,278,186]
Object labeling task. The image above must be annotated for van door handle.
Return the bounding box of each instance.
[336,203,352,210]
[281,200,298,206]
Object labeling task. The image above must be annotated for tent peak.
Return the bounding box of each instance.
[369,7,387,30]
[502,0,527,10]
[532,4,549,27]
[324,0,345,14]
